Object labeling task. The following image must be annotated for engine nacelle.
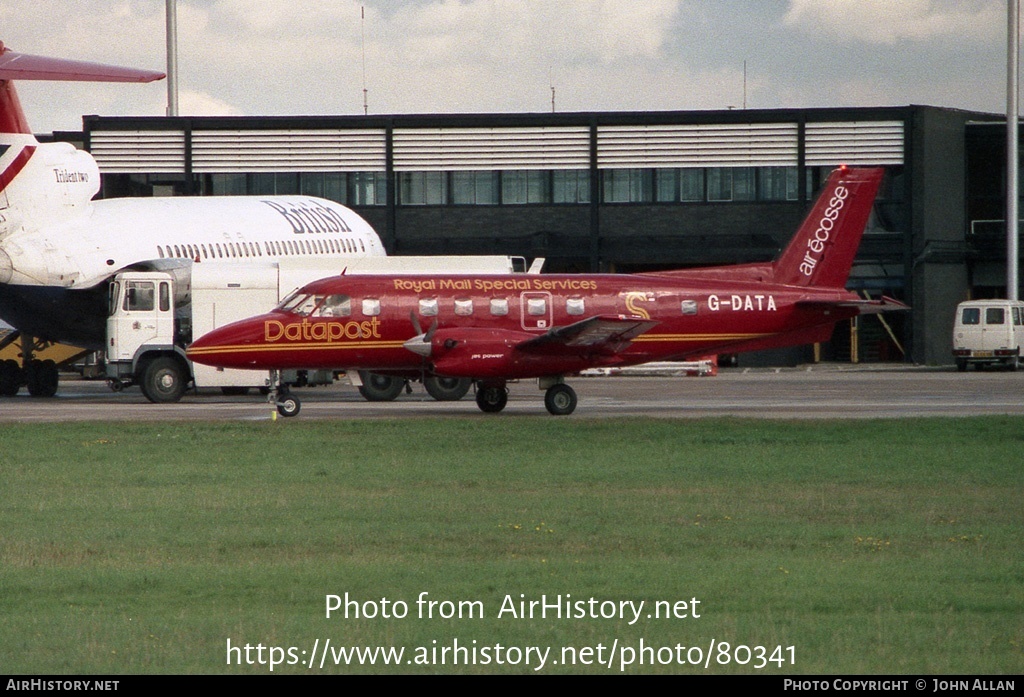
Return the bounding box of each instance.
[428,327,527,378]
[428,327,593,379]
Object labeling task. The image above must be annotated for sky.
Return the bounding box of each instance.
[0,0,1014,134]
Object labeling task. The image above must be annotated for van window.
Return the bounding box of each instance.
[1014,307,1022,326]
[961,308,980,325]
[985,308,1005,325]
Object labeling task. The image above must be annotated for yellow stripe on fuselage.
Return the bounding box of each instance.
[631,332,774,343]
[187,340,406,356]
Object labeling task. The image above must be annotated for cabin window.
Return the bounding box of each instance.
[124,281,155,312]
[362,298,381,316]
[986,308,1005,325]
[527,297,547,316]
[681,300,698,316]
[419,298,439,317]
[490,298,509,316]
[454,298,473,316]
[566,297,585,316]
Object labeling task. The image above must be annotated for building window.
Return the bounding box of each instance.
[452,171,499,205]
[680,168,704,202]
[350,172,386,206]
[603,169,652,203]
[553,170,590,204]
[399,172,447,205]
[707,168,733,201]
[655,168,678,203]
[502,170,551,204]
[758,167,798,201]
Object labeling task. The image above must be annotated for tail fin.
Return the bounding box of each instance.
[772,166,884,288]
[0,41,164,134]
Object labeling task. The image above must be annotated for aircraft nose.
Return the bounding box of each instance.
[0,249,11,284]
[186,315,275,369]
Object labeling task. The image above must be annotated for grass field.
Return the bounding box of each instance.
[1,416,1021,674]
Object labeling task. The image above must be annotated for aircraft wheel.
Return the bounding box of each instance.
[475,385,508,413]
[424,375,471,401]
[0,359,21,396]
[140,356,187,404]
[357,371,405,401]
[276,392,301,417]
[544,383,577,416]
[26,359,59,398]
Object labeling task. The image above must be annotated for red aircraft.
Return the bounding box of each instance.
[187,166,906,417]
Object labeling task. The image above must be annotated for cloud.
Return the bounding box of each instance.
[178,90,242,117]
[783,0,1004,45]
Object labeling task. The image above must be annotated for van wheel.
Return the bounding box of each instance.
[140,357,187,403]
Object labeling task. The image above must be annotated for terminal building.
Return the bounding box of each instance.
[55,104,1013,366]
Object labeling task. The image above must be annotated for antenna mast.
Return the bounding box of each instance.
[361,6,368,115]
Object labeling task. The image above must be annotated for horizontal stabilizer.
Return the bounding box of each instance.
[520,314,658,353]
[795,295,910,315]
[0,43,165,82]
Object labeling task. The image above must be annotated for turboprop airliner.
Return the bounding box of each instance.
[0,42,385,397]
[187,166,909,416]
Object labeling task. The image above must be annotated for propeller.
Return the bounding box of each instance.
[403,310,437,357]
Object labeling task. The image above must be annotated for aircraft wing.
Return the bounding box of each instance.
[795,295,910,315]
[518,315,659,354]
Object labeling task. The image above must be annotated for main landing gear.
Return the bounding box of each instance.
[0,332,70,398]
[268,370,301,418]
[472,378,578,416]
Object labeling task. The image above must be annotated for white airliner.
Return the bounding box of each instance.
[0,42,385,394]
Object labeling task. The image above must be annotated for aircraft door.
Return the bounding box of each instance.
[520,292,553,331]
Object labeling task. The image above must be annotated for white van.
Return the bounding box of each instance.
[952,299,1024,371]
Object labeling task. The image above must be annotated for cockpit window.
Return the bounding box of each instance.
[278,292,319,317]
[315,294,352,318]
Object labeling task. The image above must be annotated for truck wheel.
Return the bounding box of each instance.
[140,357,187,403]
[357,371,405,401]
[955,359,967,372]
[424,376,471,401]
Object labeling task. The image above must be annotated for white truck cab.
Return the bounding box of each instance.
[952,299,1024,371]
